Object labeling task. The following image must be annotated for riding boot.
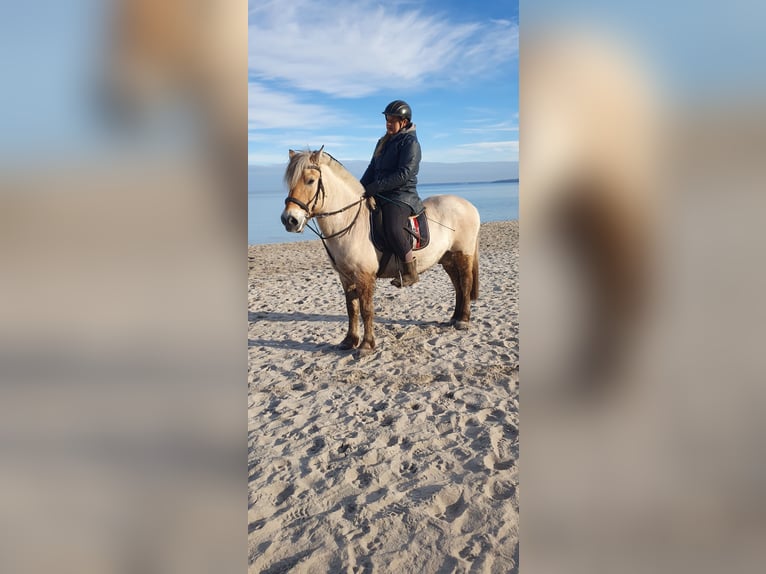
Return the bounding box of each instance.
[391,258,419,288]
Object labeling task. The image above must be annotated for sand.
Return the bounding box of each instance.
[248,220,518,573]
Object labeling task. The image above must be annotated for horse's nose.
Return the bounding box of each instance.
[281,212,299,229]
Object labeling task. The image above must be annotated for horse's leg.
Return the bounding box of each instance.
[440,251,473,330]
[356,272,377,355]
[339,277,361,350]
[440,252,465,327]
[471,241,480,301]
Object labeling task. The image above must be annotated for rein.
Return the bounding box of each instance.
[305,199,365,241]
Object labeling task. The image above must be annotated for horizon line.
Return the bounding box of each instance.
[248,159,519,167]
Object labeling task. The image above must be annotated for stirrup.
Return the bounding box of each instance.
[391,259,418,288]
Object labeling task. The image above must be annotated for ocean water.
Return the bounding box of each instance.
[248,180,518,245]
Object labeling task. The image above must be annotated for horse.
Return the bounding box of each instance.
[280,147,481,355]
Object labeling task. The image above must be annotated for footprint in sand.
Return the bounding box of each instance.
[354,522,383,570]
[259,481,295,507]
[365,488,387,505]
[485,477,516,501]
[444,493,467,522]
[345,466,374,489]
[274,483,295,505]
[334,492,361,522]
[307,436,326,455]
[487,425,516,470]
[380,414,397,427]
[459,539,482,562]
[282,502,311,525]
[433,486,467,523]
[365,535,383,553]
[248,519,265,534]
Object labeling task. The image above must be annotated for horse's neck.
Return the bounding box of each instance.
[315,171,368,238]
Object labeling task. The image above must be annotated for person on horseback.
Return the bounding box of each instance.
[360,100,425,287]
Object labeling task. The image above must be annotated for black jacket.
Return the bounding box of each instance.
[360,125,425,215]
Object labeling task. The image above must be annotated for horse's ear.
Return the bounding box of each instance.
[310,145,325,164]
[289,149,296,159]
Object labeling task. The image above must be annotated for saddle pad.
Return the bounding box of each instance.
[370,208,430,253]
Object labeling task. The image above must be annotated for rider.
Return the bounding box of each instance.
[360,100,425,287]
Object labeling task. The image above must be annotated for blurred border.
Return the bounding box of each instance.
[0,2,247,573]
[523,3,766,573]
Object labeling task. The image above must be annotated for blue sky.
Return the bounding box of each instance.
[248,0,519,166]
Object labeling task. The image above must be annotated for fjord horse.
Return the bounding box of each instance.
[281,148,480,355]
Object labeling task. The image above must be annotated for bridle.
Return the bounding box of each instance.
[284,164,326,215]
[284,163,365,241]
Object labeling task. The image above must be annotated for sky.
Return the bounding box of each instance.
[248,0,519,166]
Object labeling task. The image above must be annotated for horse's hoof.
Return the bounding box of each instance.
[338,338,359,350]
[453,320,470,330]
[354,341,376,358]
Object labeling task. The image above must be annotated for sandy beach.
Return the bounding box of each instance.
[248,220,518,573]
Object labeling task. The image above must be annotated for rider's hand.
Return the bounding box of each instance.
[363,183,379,198]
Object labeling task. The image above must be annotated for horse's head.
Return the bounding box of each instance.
[281,146,328,233]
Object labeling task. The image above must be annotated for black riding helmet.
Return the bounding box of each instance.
[382,100,412,121]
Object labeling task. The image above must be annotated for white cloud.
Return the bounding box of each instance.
[462,121,519,134]
[248,151,290,165]
[424,140,519,163]
[248,83,343,130]
[248,0,518,97]
[452,140,519,161]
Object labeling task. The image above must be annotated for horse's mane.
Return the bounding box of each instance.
[284,149,363,193]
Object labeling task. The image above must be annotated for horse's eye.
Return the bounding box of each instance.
[307,179,315,185]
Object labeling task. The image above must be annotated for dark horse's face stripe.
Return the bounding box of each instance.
[286,165,323,217]
[282,162,324,233]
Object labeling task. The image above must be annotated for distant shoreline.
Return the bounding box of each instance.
[420,178,519,187]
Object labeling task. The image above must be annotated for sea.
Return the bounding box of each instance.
[248,181,519,245]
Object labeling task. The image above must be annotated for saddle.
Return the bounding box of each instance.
[369,204,430,277]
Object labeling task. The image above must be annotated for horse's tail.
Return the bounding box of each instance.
[471,239,479,301]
